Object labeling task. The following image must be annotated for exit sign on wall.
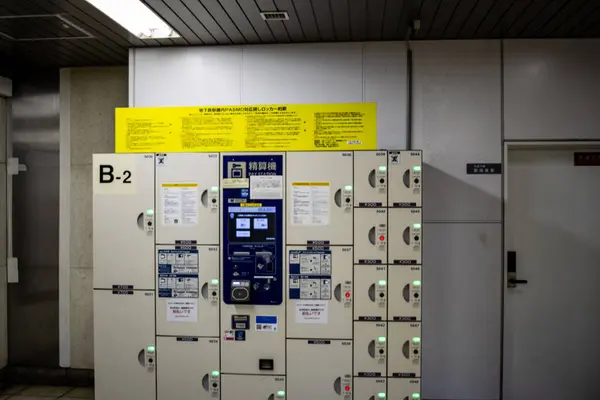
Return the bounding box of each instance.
[574,152,600,166]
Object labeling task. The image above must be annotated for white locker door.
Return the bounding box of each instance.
[94,290,156,400]
[354,209,387,264]
[156,245,220,337]
[388,151,422,208]
[388,266,421,322]
[157,336,220,400]
[353,151,388,207]
[353,378,387,400]
[93,154,155,290]
[354,265,387,321]
[156,153,219,245]
[388,378,421,400]
[388,322,421,378]
[286,152,353,245]
[288,339,353,400]
[287,246,353,339]
[354,322,387,377]
[388,209,422,266]
[221,375,286,400]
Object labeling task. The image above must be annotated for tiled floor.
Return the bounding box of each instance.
[0,386,93,400]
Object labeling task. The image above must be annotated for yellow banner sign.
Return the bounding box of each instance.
[115,103,376,153]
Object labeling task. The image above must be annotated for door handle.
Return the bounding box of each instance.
[507,251,528,288]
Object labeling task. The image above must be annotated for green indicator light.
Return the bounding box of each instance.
[378,280,387,286]
[277,390,285,397]
[378,166,387,172]
[345,185,353,191]
[146,209,154,216]
[147,346,155,353]
[211,370,220,377]
[211,279,219,285]
[377,393,386,399]
[378,336,386,343]
[412,337,421,344]
[413,223,421,229]
[412,394,421,399]
[412,280,421,287]
[211,186,219,192]
[413,166,421,172]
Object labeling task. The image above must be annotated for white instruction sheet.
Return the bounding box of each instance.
[162,183,199,225]
[296,301,328,324]
[291,182,330,225]
[250,175,283,199]
[166,299,198,322]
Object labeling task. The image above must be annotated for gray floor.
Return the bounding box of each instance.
[0,386,93,399]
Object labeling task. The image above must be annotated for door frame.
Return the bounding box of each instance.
[501,140,600,399]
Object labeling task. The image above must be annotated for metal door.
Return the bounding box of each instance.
[388,151,421,208]
[93,154,155,289]
[388,209,421,266]
[354,265,387,321]
[503,147,600,400]
[353,377,386,400]
[388,265,421,322]
[354,322,387,377]
[220,375,285,400]
[354,208,387,265]
[286,151,353,245]
[387,322,421,378]
[353,151,388,207]
[155,153,219,245]
[94,290,156,400]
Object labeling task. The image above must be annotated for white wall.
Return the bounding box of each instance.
[131,42,408,149]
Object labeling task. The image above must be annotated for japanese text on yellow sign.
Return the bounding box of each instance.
[115,103,376,153]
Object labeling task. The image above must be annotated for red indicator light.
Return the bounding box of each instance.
[345,386,351,391]
[345,292,351,298]
[379,235,385,241]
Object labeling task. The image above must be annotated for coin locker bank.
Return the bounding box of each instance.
[92,150,423,400]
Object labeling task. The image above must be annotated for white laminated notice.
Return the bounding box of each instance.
[250,175,283,199]
[291,182,330,226]
[162,183,199,225]
[166,299,198,322]
[296,301,328,324]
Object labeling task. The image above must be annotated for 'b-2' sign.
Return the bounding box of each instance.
[93,154,140,195]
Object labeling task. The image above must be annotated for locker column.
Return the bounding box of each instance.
[154,153,221,400]
[387,151,422,400]
[286,151,354,400]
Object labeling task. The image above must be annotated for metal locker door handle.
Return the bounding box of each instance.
[507,251,529,288]
[334,189,342,207]
[402,227,410,245]
[201,282,209,299]
[368,227,376,245]
[137,349,145,366]
[137,213,144,230]
[402,284,410,302]
[368,169,376,188]
[368,340,376,358]
[201,374,209,391]
[334,284,342,302]
[402,340,410,359]
[200,189,208,207]
[333,377,342,395]
[368,284,376,302]
[267,395,275,400]
[403,170,411,188]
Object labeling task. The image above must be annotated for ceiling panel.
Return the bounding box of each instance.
[1,0,600,74]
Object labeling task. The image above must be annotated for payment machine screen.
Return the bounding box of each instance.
[228,207,276,242]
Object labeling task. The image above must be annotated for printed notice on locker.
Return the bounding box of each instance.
[291,182,330,225]
[250,175,283,199]
[162,183,199,225]
[166,299,198,322]
[296,301,328,324]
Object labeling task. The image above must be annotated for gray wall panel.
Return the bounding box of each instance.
[504,39,600,140]
[413,41,502,222]
[422,222,502,400]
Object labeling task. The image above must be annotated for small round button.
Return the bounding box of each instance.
[379,349,384,354]
[414,178,420,184]
[414,293,419,298]
[413,349,419,355]
[147,221,153,226]
[148,358,154,363]
[212,198,217,203]
[345,198,351,203]
[212,291,217,296]
[379,292,385,298]
[414,236,420,241]
[379,178,385,184]
[212,383,218,388]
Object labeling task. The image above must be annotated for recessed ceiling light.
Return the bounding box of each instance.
[85,0,180,39]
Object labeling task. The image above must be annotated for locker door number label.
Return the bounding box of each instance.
[93,157,137,195]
